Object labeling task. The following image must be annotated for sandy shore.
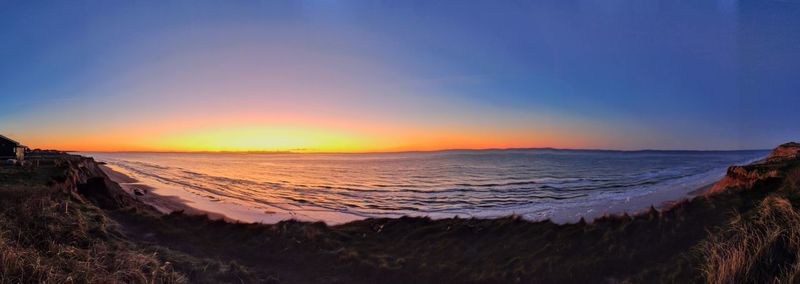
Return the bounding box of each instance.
[100,161,719,225]
[100,165,231,221]
[99,164,364,224]
[539,183,717,223]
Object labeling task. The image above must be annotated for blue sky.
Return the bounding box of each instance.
[0,0,798,151]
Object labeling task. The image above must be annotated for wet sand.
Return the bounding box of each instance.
[100,164,364,224]
[100,165,231,221]
[100,163,717,225]
[541,183,717,223]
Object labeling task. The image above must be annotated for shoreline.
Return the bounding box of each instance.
[100,164,365,224]
[100,164,232,221]
[4,142,795,283]
[99,161,725,225]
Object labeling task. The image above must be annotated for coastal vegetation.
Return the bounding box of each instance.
[0,157,184,283]
[0,143,797,283]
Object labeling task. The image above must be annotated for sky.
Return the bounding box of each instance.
[1,0,798,152]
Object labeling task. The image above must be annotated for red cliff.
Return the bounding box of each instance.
[767,142,800,161]
[707,142,800,195]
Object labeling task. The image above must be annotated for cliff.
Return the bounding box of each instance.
[0,154,188,283]
[707,142,800,195]
[767,142,800,161]
[0,153,259,283]
[35,154,160,214]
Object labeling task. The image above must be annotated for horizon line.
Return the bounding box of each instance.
[63,146,774,155]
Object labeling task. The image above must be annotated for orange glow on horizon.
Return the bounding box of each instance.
[17,121,600,153]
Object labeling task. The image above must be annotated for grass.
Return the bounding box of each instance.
[699,165,800,284]
[0,160,251,283]
[699,196,800,283]
[109,191,733,283]
[0,181,186,283]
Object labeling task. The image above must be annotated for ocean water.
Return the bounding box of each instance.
[83,149,768,223]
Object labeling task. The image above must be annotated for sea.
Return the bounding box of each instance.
[82,149,768,224]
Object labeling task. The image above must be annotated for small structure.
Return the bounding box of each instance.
[0,135,27,161]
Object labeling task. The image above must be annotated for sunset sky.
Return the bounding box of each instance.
[1,1,798,152]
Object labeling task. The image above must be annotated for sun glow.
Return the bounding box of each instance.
[144,125,390,152]
[14,114,612,153]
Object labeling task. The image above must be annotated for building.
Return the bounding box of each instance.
[0,135,26,161]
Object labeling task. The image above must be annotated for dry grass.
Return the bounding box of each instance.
[0,181,187,284]
[700,196,800,284]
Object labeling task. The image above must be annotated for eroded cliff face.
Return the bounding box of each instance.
[708,142,800,195]
[50,155,139,210]
[767,142,800,161]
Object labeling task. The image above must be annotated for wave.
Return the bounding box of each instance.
[87,150,770,222]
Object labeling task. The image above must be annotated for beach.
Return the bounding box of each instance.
[99,163,365,224]
[89,150,766,225]
[101,162,719,224]
[100,164,232,221]
[104,158,718,224]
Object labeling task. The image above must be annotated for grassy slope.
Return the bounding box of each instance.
[0,157,257,284]
[698,159,800,283]
[0,152,798,283]
[0,160,185,283]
